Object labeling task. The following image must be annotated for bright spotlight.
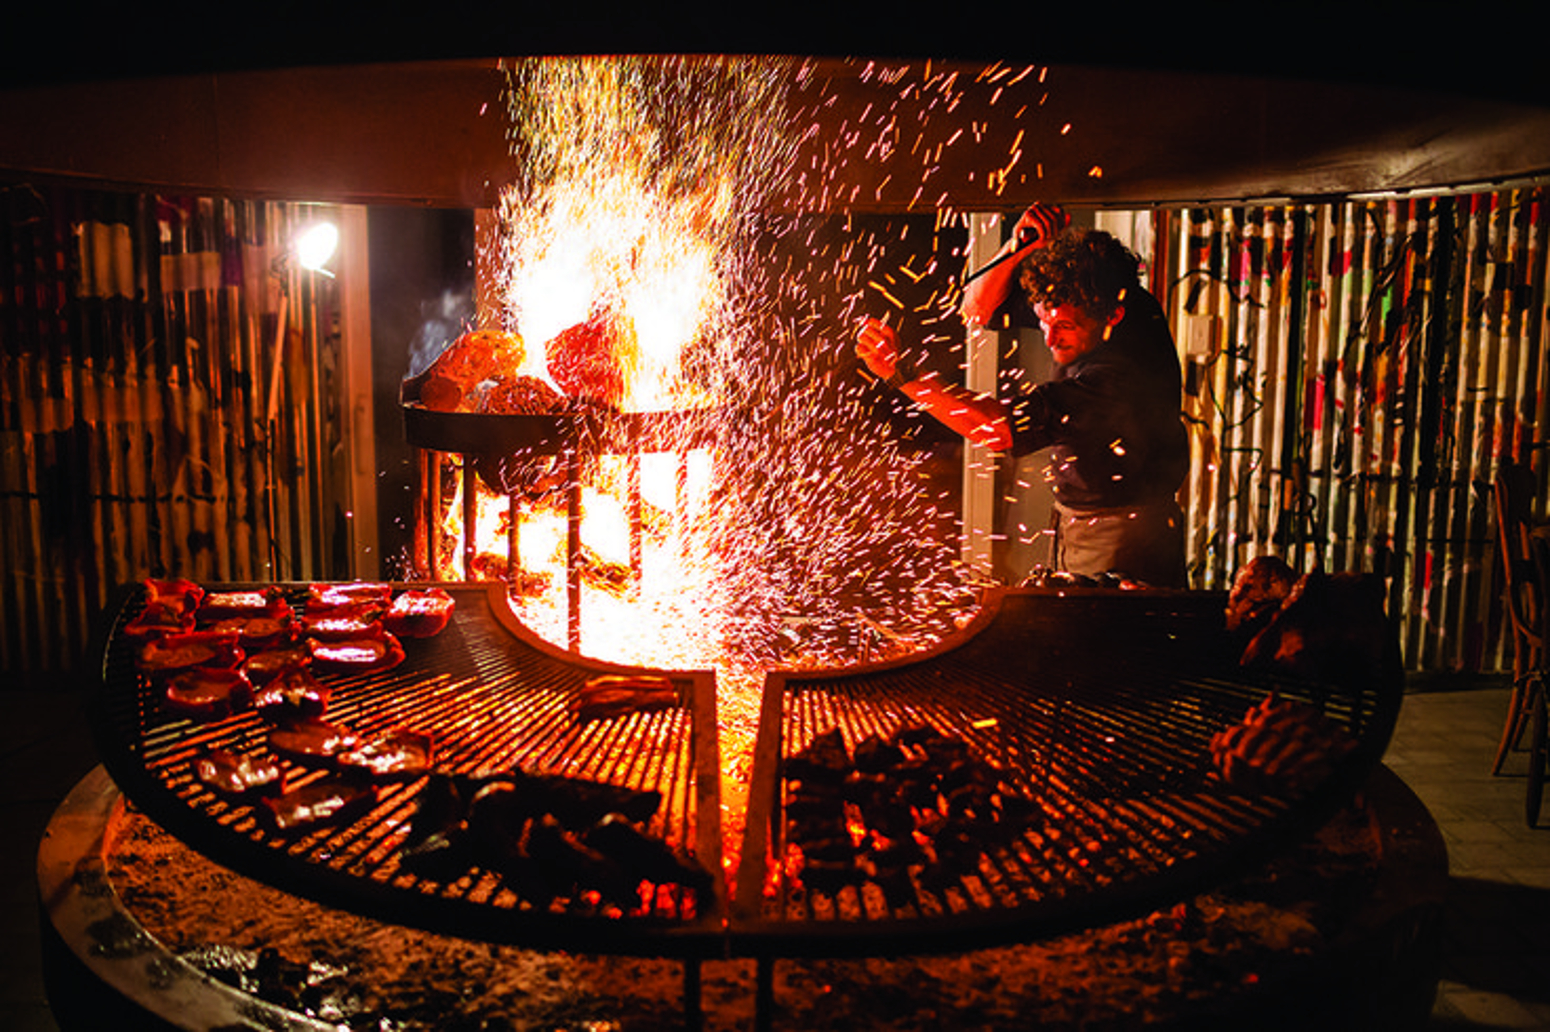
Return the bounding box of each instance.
[295,222,339,274]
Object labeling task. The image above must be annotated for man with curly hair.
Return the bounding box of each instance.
[856,203,1189,587]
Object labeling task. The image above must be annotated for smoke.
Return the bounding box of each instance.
[405,289,477,378]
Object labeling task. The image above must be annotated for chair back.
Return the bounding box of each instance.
[1496,462,1546,654]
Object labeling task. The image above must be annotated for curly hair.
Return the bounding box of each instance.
[1017,229,1142,323]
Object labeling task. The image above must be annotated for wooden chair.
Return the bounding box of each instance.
[1491,462,1549,824]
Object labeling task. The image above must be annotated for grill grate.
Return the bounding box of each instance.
[90,582,725,956]
[91,582,1402,964]
[730,588,1403,957]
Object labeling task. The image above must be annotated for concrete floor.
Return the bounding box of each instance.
[4,680,1548,1030]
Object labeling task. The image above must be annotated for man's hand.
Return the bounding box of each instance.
[856,317,903,381]
[961,203,1070,328]
[1012,203,1070,251]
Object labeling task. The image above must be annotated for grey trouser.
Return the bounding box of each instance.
[1054,498,1188,588]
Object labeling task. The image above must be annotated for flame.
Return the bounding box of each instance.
[427,57,1014,873]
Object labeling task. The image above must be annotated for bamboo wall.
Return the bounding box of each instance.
[3,181,1547,685]
[1164,188,1550,674]
[1,183,352,684]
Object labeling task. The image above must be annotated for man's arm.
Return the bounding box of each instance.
[856,317,1013,452]
[898,373,1014,452]
[959,204,1069,328]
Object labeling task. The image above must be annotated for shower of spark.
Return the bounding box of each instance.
[430,55,1056,838]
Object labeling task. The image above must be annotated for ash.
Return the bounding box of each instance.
[108,802,1381,1031]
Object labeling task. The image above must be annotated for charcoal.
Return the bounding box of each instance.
[796,835,857,863]
[784,727,852,785]
[787,813,849,848]
[521,772,662,829]
[785,786,845,824]
[261,778,375,832]
[583,813,713,893]
[798,857,864,895]
[852,733,905,774]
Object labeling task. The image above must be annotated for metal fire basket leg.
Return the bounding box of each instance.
[566,445,583,652]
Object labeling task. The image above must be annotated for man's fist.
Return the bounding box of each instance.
[856,317,902,380]
[1013,203,1070,250]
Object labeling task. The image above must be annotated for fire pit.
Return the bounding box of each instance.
[41,743,1446,1031]
[68,578,1422,1029]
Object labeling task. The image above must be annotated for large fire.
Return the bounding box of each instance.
[417,55,1007,843]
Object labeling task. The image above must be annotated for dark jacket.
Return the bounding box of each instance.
[1005,287,1189,510]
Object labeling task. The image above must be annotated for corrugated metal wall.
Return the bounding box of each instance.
[1164,188,1549,673]
[1,183,351,683]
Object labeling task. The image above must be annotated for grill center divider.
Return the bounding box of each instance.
[88,582,1405,1028]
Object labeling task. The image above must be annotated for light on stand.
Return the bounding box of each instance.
[295,221,340,277]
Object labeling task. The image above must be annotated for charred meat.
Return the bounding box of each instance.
[262,777,377,831]
[194,748,284,798]
[335,729,435,780]
[163,667,253,721]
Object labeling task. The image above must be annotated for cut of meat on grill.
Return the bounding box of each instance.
[241,646,312,686]
[163,667,253,722]
[207,612,301,652]
[334,729,435,780]
[193,748,284,798]
[307,630,405,674]
[1208,694,1357,797]
[144,576,206,612]
[525,814,639,909]
[306,582,392,612]
[396,773,479,881]
[267,717,362,767]
[197,587,289,624]
[567,675,679,723]
[782,724,1042,898]
[381,588,456,639]
[261,777,377,832]
[1240,570,1400,691]
[522,771,664,829]
[124,578,204,639]
[136,630,244,678]
[1224,555,1298,638]
[303,604,385,641]
[252,664,331,720]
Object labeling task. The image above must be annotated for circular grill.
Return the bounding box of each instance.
[89,583,1403,964]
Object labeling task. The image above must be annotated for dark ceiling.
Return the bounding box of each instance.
[2,2,1547,211]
